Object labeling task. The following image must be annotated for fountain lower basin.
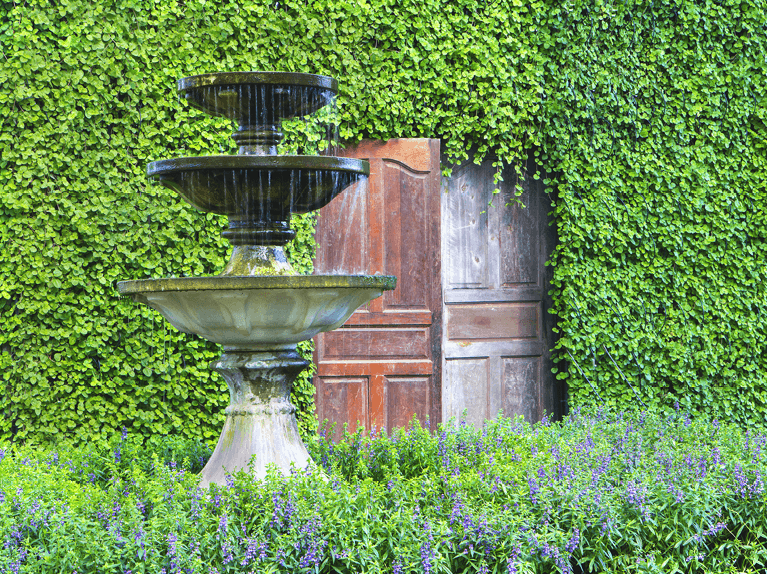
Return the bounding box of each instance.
[118,274,395,485]
[117,275,395,349]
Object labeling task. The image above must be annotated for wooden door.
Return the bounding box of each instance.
[441,158,561,427]
[313,139,442,435]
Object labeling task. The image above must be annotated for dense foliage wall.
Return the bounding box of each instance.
[542,1,767,424]
[1,0,765,442]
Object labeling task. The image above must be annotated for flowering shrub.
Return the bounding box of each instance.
[1,410,766,573]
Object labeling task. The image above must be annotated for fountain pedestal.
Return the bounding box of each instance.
[201,348,310,486]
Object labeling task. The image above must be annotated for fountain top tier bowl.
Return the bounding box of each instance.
[179,71,337,123]
[177,71,340,156]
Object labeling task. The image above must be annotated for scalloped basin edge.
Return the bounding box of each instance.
[117,275,396,350]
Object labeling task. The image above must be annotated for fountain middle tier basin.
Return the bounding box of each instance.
[148,155,369,217]
[117,275,396,349]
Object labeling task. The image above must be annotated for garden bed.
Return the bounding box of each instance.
[1,409,765,573]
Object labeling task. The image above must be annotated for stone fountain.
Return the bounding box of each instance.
[117,72,395,486]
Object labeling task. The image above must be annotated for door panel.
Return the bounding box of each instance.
[314,139,442,434]
[441,158,561,424]
[316,377,369,437]
[443,358,488,429]
[386,377,431,429]
[318,328,432,360]
[382,166,431,310]
[316,180,369,274]
[446,303,539,340]
[502,356,540,422]
[501,187,540,285]
[443,173,490,289]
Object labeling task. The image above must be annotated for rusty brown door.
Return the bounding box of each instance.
[313,139,442,434]
[441,158,561,427]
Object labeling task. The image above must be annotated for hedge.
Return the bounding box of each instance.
[0,0,766,443]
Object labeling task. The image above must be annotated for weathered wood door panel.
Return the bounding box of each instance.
[313,139,442,435]
[441,158,560,427]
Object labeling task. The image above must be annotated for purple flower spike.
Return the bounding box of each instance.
[566,527,580,553]
[506,545,521,574]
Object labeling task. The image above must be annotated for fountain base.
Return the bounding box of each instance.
[200,347,311,486]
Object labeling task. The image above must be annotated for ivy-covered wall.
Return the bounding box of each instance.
[1,0,765,443]
[543,1,767,425]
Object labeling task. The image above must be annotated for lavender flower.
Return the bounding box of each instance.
[624,480,648,518]
[565,527,580,553]
[241,538,266,566]
[167,532,178,573]
[217,513,233,564]
[420,520,435,574]
[191,488,203,520]
[527,474,540,504]
[733,464,749,498]
[133,527,147,560]
[703,522,727,536]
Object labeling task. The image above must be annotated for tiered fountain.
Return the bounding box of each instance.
[117,72,395,486]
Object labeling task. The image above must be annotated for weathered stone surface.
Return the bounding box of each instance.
[117,275,396,351]
[200,348,311,486]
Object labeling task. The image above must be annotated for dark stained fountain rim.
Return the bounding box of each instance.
[178,72,338,93]
[147,155,370,177]
[117,275,397,295]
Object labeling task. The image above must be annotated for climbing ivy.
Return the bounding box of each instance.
[541,1,767,425]
[0,0,765,443]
